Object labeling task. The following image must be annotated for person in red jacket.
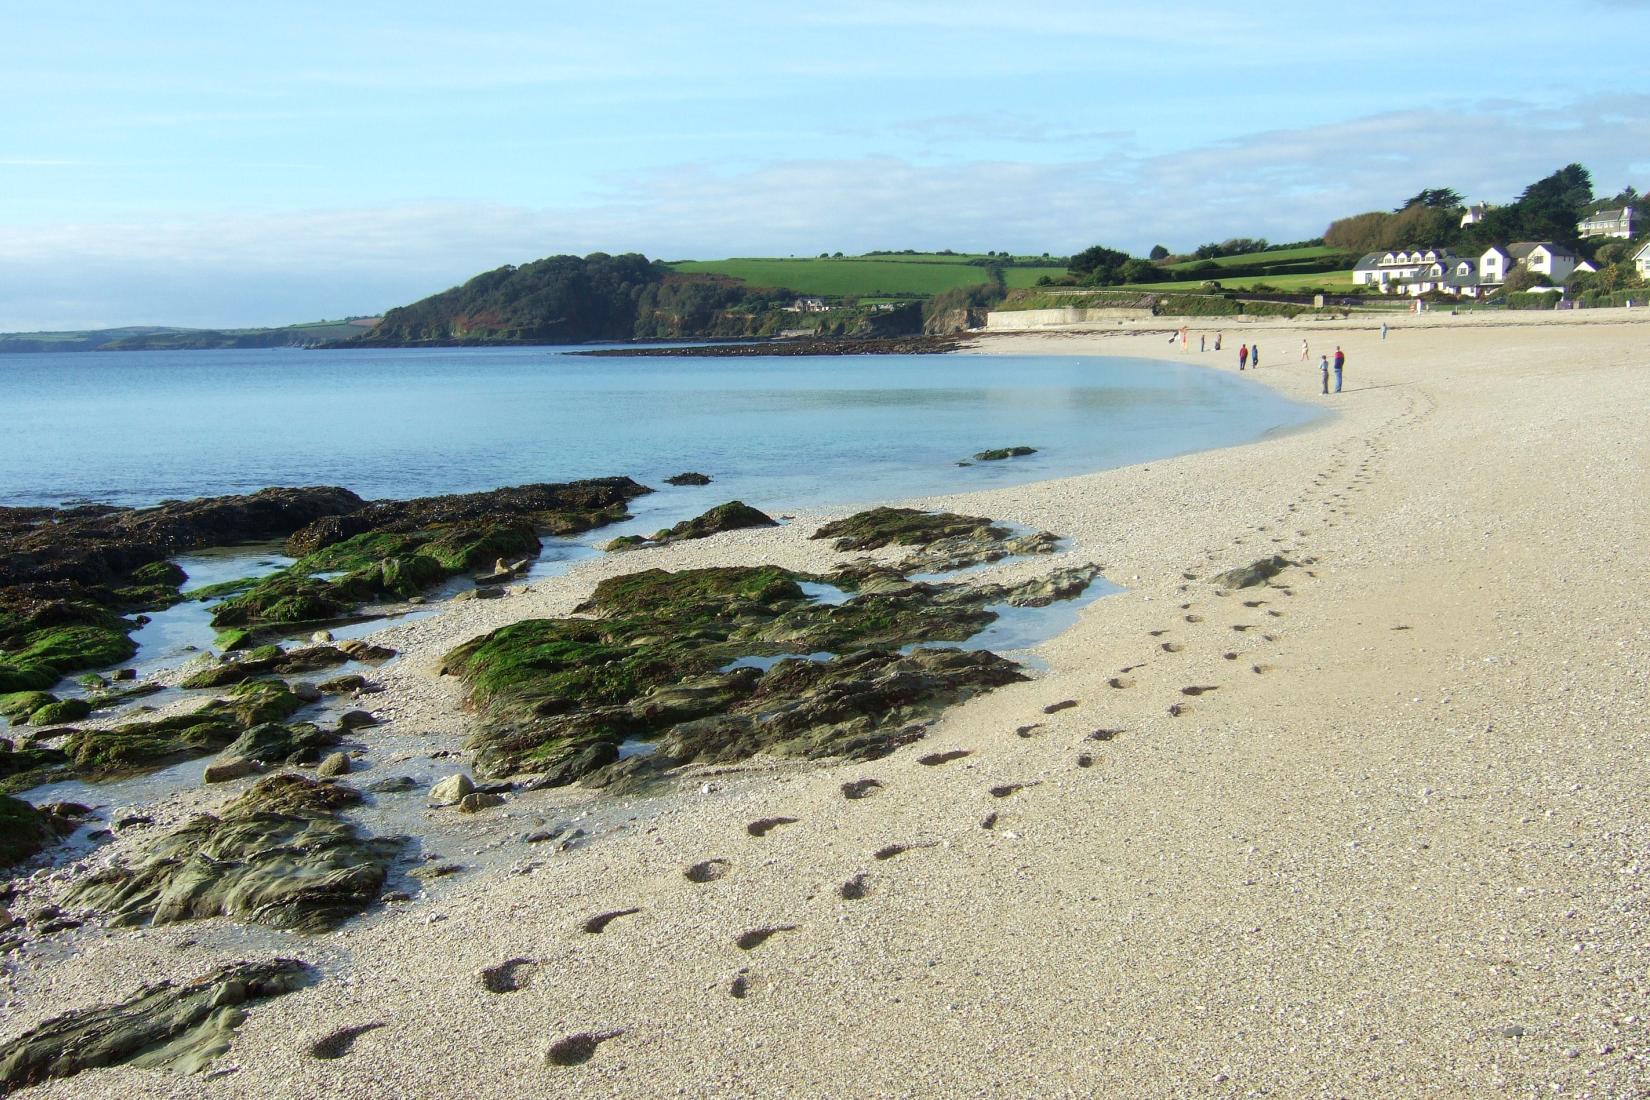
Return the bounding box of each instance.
[1238,343,1248,370]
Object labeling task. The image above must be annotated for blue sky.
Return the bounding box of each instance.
[4,1,1649,329]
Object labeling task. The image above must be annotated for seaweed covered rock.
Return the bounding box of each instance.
[54,680,305,781]
[0,488,368,688]
[664,472,712,486]
[973,445,1037,461]
[283,477,651,557]
[443,562,1078,782]
[0,958,313,1088]
[606,500,777,552]
[0,794,53,867]
[66,774,401,932]
[1212,555,1294,590]
[814,506,1063,576]
[180,643,351,689]
[811,507,1000,552]
[0,745,71,796]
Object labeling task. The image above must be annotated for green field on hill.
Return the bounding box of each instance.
[1163,245,1341,271]
[667,255,1066,298]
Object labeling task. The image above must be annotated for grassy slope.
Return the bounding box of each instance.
[1163,245,1340,271]
[668,257,1066,298]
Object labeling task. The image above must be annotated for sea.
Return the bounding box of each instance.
[0,345,1320,531]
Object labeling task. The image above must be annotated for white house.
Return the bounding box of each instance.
[1636,239,1650,278]
[1460,203,1491,227]
[1394,256,1489,298]
[1352,247,1457,290]
[1508,242,1579,282]
[1578,206,1638,239]
[1479,242,1579,287]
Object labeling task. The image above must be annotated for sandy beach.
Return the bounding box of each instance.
[6,310,1648,1097]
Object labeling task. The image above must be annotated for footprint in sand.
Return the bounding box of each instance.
[1076,753,1095,768]
[989,782,1039,799]
[546,1030,624,1067]
[1108,677,1134,690]
[1149,629,1169,637]
[1042,699,1078,714]
[310,1022,386,1060]
[1222,651,1239,661]
[685,858,731,883]
[841,778,884,800]
[583,908,641,934]
[838,873,871,901]
[1086,728,1123,741]
[1252,664,1274,675]
[1167,703,1187,717]
[480,958,540,994]
[1160,642,1184,654]
[736,925,799,950]
[874,841,936,860]
[1242,600,1267,608]
[747,817,800,837]
[1184,614,1204,624]
[1179,685,1219,696]
[917,749,971,766]
[1015,723,1044,738]
[1231,624,1253,633]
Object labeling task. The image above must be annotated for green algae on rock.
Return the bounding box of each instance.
[606,501,778,552]
[66,774,402,932]
[0,958,313,1088]
[442,560,1089,783]
[0,794,54,867]
[811,506,1001,552]
[29,679,309,786]
[973,445,1037,461]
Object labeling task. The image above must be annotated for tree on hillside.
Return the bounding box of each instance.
[1068,244,1132,283]
[1324,202,1459,253]
[1396,187,1464,211]
[1148,244,1170,260]
[1461,163,1593,247]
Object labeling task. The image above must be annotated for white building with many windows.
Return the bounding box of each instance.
[1578,206,1638,239]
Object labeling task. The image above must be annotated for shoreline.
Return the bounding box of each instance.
[5,315,1649,1096]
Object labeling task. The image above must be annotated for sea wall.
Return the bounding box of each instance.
[984,307,1151,330]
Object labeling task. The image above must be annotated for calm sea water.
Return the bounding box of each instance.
[0,346,1318,527]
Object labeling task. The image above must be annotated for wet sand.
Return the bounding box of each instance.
[8,309,1650,1097]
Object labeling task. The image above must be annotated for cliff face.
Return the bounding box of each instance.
[343,252,924,347]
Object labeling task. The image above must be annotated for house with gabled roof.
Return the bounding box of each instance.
[1635,239,1650,278]
[1578,206,1638,239]
[1479,242,1579,286]
[1351,247,1458,290]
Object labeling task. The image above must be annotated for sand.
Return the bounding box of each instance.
[5,309,1648,1098]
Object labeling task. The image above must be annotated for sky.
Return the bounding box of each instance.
[3,1,1649,330]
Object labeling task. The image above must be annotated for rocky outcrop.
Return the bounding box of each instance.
[66,775,402,932]
[1212,555,1293,589]
[0,958,313,1088]
[441,557,1092,784]
[606,501,777,551]
[815,506,1061,575]
[811,507,1001,552]
[973,446,1037,461]
[663,472,712,486]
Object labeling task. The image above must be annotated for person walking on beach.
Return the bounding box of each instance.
[1200,334,1206,352]
[1214,332,1222,351]
[1319,354,1330,394]
[1238,343,1248,370]
[1251,343,1260,369]
[1381,322,1388,341]
[1332,346,1345,393]
[1300,338,1310,361]
[1180,325,1189,351]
